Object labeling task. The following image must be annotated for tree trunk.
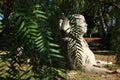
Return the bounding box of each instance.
[99,0,108,38]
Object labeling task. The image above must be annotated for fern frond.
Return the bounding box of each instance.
[11,1,62,66]
[0,0,65,79]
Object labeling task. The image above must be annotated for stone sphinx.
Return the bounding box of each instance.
[60,14,113,73]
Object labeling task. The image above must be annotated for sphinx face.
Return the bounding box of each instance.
[60,14,88,35]
[72,14,88,34]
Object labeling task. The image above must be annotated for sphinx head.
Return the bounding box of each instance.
[70,14,87,34]
[60,14,88,35]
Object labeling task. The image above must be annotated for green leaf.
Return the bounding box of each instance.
[35,14,47,19]
[22,29,29,39]
[49,43,60,47]
[30,77,36,80]
[35,35,42,42]
[17,21,25,33]
[0,25,3,33]
[50,49,60,53]
[0,25,3,28]
[49,53,63,58]
[33,10,45,14]
[35,39,43,45]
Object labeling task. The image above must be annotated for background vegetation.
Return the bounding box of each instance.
[0,0,120,79]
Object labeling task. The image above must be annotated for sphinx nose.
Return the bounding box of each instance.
[80,23,87,27]
[85,23,88,27]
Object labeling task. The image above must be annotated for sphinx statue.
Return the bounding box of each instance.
[60,14,113,73]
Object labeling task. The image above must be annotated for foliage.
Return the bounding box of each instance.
[0,52,66,79]
[110,7,120,64]
[0,0,66,79]
[0,0,120,79]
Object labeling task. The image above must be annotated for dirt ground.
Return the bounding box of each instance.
[67,51,120,80]
[1,50,120,80]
